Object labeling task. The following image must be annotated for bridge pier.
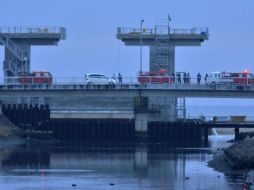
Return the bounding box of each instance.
[134,97,148,140]
[235,127,240,140]
[135,113,148,139]
[204,127,209,146]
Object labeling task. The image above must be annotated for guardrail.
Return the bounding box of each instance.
[0,26,66,39]
[117,27,209,36]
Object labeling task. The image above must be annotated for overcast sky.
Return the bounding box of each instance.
[0,0,254,109]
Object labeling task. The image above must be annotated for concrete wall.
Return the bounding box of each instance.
[0,96,177,122]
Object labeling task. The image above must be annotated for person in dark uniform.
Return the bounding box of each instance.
[118,73,122,84]
[197,73,201,85]
[177,73,181,84]
[171,72,175,83]
[205,73,208,84]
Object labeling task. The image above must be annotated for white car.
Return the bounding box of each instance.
[84,73,116,85]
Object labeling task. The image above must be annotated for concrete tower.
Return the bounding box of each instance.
[117,18,209,121]
[0,26,66,77]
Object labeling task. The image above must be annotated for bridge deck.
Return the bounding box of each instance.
[0,82,253,98]
[0,26,66,45]
[117,27,208,45]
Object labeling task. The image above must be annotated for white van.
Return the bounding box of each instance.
[84,73,115,85]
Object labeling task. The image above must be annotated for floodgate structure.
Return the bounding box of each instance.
[0,23,252,144]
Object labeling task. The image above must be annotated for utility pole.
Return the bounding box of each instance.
[140,19,144,74]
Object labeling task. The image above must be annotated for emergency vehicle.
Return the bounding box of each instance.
[18,70,53,84]
[138,69,172,84]
[208,70,254,85]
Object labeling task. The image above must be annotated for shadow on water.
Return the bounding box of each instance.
[0,137,247,190]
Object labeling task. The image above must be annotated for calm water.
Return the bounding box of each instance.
[0,135,247,190]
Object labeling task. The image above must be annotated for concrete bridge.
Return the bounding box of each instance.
[0,81,253,123]
[1,81,253,143]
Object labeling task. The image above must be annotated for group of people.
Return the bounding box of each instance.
[171,72,209,85]
[113,72,210,85]
[171,72,191,84]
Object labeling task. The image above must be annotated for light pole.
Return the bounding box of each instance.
[140,19,144,74]
[23,57,27,72]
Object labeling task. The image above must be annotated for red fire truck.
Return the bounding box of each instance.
[18,70,53,85]
[138,70,172,84]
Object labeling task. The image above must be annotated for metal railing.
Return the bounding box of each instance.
[0,26,66,39]
[117,27,209,36]
[170,27,209,35]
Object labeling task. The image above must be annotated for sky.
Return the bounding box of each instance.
[0,0,254,110]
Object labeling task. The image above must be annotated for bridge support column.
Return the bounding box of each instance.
[135,113,148,139]
[204,127,209,146]
[149,96,177,121]
[235,127,240,140]
[149,45,177,122]
[134,97,148,140]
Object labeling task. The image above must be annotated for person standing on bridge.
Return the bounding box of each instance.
[205,73,208,84]
[118,73,122,85]
[183,73,187,84]
[171,72,175,84]
[187,73,191,84]
[177,73,181,84]
[197,73,201,85]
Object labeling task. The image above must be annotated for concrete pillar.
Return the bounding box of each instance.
[204,127,209,147]
[149,45,177,121]
[149,96,177,122]
[135,113,148,133]
[235,127,240,140]
[134,96,148,139]
[149,45,175,74]
[135,113,148,141]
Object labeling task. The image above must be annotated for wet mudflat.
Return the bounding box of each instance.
[0,135,246,190]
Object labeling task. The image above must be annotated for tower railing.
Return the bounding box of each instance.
[0,26,66,39]
[117,27,209,36]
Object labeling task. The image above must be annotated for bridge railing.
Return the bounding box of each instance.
[0,26,66,39]
[170,27,209,35]
[117,27,209,36]
[0,26,64,34]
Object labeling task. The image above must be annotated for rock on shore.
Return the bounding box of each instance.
[224,137,254,170]
[209,137,254,172]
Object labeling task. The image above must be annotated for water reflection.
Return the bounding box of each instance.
[0,137,246,190]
